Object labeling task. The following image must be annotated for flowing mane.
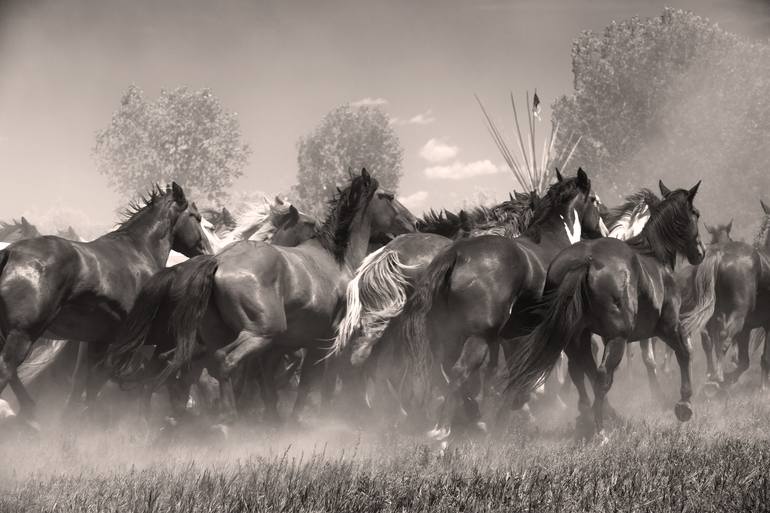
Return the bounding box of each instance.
[626,189,693,268]
[316,173,379,263]
[754,211,770,251]
[112,185,173,233]
[416,192,537,240]
[605,189,660,229]
[522,177,588,243]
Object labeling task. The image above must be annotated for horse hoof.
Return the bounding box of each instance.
[475,421,488,434]
[597,430,609,446]
[702,381,722,399]
[674,402,692,422]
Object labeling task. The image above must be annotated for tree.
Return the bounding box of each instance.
[292,104,403,217]
[552,8,770,238]
[94,86,251,202]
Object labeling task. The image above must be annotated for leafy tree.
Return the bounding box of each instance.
[552,8,770,238]
[94,86,250,202]
[292,104,403,217]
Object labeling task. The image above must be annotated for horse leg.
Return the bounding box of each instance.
[211,330,275,424]
[761,328,770,391]
[640,338,665,405]
[256,351,281,425]
[0,330,36,420]
[724,329,751,386]
[291,347,326,423]
[64,341,89,414]
[564,330,595,439]
[593,336,626,441]
[659,322,694,422]
[701,329,716,380]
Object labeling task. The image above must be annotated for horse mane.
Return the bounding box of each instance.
[522,178,587,243]
[113,185,171,232]
[605,189,661,229]
[417,192,537,240]
[754,213,770,251]
[317,173,379,263]
[626,190,692,267]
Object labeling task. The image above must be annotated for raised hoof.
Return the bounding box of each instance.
[574,414,594,442]
[427,425,451,441]
[674,401,692,422]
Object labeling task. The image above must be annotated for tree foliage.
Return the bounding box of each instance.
[94,86,251,202]
[553,8,770,238]
[292,104,403,217]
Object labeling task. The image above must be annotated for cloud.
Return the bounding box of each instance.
[351,97,388,107]
[424,160,502,180]
[390,109,436,126]
[399,190,429,209]
[419,138,459,163]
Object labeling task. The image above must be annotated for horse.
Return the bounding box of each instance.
[108,168,416,426]
[0,183,211,425]
[0,218,42,250]
[366,169,604,438]
[681,200,770,391]
[332,192,538,368]
[104,201,323,425]
[506,180,704,441]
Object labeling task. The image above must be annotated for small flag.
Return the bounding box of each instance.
[533,92,541,121]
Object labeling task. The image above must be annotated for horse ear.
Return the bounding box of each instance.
[762,199,770,215]
[361,167,371,182]
[555,167,564,182]
[20,216,30,226]
[275,196,284,205]
[659,180,672,197]
[509,192,515,202]
[726,219,733,233]
[576,167,589,189]
[687,180,701,202]
[284,205,299,226]
[171,182,186,205]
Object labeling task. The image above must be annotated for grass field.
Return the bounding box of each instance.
[1,363,769,512]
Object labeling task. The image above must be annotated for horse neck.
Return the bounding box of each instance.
[519,215,573,261]
[341,209,373,271]
[115,205,175,268]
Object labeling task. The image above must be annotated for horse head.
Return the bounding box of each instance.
[658,180,704,265]
[169,186,213,257]
[704,219,733,245]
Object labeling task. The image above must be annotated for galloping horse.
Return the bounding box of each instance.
[682,200,770,390]
[109,169,416,425]
[506,180,704,440]
[0,183,210,424]
[374,169,604,436]
[105,202,322,423]
[332,192,537,367]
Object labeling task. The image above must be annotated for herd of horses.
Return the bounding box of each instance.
[0,168,767,444]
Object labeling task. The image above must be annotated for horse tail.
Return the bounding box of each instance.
[106,266,180,382]
[506,260,592,395]
[680,250,720,335]
[331,246,415,356]
[154,255,219,387]
[400,246,457,382]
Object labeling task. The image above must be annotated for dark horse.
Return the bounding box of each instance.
[507,180,704,440]
[386,169,604,436]
[104,203,321,422]
[109,169,416,424]
[682,201,770,390]
[0,183,210,424]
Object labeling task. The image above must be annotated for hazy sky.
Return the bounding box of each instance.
[1,0,769,229]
